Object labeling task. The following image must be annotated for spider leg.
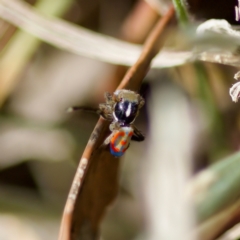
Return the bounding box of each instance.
[104,132,114,145]
[104,92,115,104]
[132,126,145,142]
[67,106,99,113]
[109,122,121,132]
[99,103,114,121]
[138,97,145,109]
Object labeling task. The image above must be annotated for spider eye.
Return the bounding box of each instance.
[114,101,138,124]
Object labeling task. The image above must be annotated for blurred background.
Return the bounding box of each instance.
[1,0,240,240]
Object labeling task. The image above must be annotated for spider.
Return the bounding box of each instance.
[69,89,145,157]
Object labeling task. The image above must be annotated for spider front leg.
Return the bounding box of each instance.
[99,103,114,121]
[97,92,115,121]
[138,97,145,109]
[104,132,113,145]
[109,121,121,132]
[102,122,120,146]
[104,92,114,104]
[132,125,145,142]
[68,103,113,122]
[103,122,120,145]
[67,106,99,113]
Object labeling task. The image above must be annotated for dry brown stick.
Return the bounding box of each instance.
[196,199,240,240]
[118,4,175,91]
[96,0,159,96]
[58,5,175,240]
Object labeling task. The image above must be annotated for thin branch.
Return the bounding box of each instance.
[59,5,175,240]
[118,5,175,90]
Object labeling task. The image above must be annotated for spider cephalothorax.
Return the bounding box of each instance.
[99,89,144,126]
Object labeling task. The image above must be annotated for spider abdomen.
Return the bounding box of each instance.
[110,126,134,157]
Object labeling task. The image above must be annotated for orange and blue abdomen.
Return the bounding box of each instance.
[110,126,133,157]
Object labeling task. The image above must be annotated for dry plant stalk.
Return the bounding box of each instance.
[0,0,190,70]
[58,5,175,240]
[197,199,240,240]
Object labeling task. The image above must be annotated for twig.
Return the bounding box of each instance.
[118,5,175,90]
[58,5,175,240]
[196,199,240,240]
